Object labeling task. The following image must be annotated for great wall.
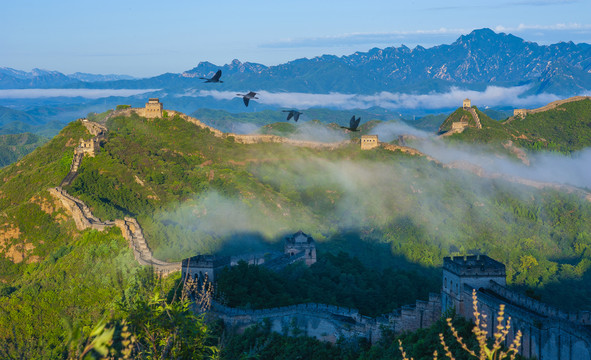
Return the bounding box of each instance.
[210,294,441,344]
[511,95,591,121]
[46,99,591,357]
[48,117,182,274]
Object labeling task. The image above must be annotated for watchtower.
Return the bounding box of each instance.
[463,99,471,109]
[144,98,163,118]
[76,137,100,157]
[361,135,379,150]
[181,255,231,284]
[442,255,506,314]
[284,231,317,266]
[513,109,527,118]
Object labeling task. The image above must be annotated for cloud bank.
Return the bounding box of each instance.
[189,86,569,110]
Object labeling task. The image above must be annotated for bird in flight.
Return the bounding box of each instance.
[340,116,361,131]
[282,110,303,122]
[236,91,259,107]
[200,70,223,83]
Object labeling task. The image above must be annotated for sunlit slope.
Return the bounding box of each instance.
[0,121,142,355]
[442,98,591,152]
[53,112,591,304]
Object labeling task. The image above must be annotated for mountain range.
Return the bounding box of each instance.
[0,67,135,89]
[2,29,591,96]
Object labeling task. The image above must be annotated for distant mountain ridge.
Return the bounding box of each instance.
[1,29,590,96]
[0,67,136,89]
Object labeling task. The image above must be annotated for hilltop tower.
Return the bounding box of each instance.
[361,135,379,150]
[76,137,100,157]
[181,255,231,284]
[463,98,471,109]
[513,109,527,118]
[284,231,317,266]
[441,255,506,314]
[144,98,163,118]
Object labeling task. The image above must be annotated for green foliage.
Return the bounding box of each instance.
[116,105,131,110]
[259,122,298,136]
[0,227,139,359]
[438,108,474,133]
[1,108,591,359]
[217,252,440,317]
[0,132,49,167]
[87,110,113,124]
[118,280,218,360]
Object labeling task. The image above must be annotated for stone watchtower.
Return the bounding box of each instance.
[513,109,527,118]
[144,98,163,118]
[361,135,379,150]
[463,99,471,109]
[76,137,100,157]
[181,255,231,284]
[284,231,317,266]
[442,255,506,314]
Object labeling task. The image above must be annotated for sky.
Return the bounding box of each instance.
[2,0,591,78]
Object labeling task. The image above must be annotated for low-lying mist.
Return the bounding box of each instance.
[150,133,589,274]
[369,121,591,189]
[188,86,580,110]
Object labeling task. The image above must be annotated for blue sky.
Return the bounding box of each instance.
[2,0,590,77]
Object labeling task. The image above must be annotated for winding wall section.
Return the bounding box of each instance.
[48,119,181,274]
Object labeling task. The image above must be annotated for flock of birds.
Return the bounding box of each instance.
[199,69,362,131]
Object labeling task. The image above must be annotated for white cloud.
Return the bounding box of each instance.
[261,28,469,48]
[189,86,574,110]
[0,88,159,99]
[259,23,591,49]
[495,23,591,32]
[415,140,591,189]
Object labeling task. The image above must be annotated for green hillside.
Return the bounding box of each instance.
[442,98,591,152]
[0,132,48,167]
[2,110,591,356]
[438,107,478,132]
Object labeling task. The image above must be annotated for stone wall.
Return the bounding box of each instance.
[509,96,591,121]
[466,107,482,129]
[486,281,591,326]
[115,217,181,274]
[463,283,591,360]
[80,119,107,136]
[49,119,181,275]
[48,187,114,231]
[212,293,441,344]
